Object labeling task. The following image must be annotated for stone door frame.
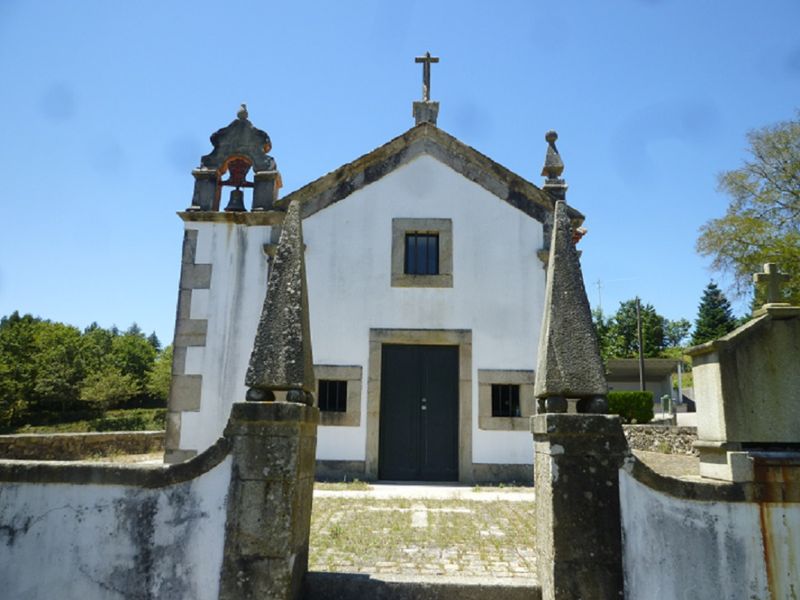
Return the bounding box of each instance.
[365,328,473,483]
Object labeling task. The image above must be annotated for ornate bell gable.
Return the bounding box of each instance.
[188,104,282,212]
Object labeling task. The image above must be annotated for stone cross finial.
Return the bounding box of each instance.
[415,52,439,102]
[754,263,790,305]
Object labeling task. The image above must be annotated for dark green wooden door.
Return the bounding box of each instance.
[379,344,459,481]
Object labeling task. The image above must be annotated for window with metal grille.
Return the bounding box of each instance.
[318,380,347,412]
[491,384,521,417]
[404,233,439,275]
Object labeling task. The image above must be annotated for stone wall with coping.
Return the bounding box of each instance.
[0,439,231,599]
[0,430,164,460]
[0,400,320,600]
[620,454,800,599]
[622,424,698,456]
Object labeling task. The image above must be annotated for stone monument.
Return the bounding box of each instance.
[688,263,800,482]
[532,135,626,600]
[218,197,319,600]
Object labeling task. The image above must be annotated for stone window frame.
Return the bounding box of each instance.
[391,218,453,288]
[478,369,536,431]
[314,365,362,427]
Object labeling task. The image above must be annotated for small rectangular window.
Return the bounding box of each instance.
[491,384,521,417]
[404,233,439,275]
[318,380,347,412]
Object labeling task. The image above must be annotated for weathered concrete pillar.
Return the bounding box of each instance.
[219,401,318,600]
[533,413,627,600]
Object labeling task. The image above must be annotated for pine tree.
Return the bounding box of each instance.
[691,282,737,345]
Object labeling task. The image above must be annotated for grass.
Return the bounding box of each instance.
[9,408,166,434]
[309,497,537,578]
[471,483,532,493]
[315,479,373,491]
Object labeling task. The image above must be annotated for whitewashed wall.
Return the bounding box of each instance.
[620,469,800,600]
[181,154,546,466]
[305,155,545,465]
[0,457,231,600]
[179,223,273,453]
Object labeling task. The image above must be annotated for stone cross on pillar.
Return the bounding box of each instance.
[754,262,790,305]
[415,51,439,101]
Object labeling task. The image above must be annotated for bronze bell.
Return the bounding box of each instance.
[224,188,246,212]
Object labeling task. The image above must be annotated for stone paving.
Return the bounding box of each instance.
[633,449,700,479]
[309,485,537,582]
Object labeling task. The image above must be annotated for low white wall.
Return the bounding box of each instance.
[619,469,799,599]
[0,457,231,599]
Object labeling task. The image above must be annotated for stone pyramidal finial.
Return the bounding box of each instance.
[534,200,607,413]
[541,130,567,201]
[245,199,315,404]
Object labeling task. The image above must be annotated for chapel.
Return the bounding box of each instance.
[165,55,585,483]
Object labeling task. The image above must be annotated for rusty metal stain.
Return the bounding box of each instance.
[755,456,800,599]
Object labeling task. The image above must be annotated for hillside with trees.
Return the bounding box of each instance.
[0,312,170,432]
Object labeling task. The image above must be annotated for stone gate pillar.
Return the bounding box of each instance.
[218,197,318,600]
[218,402,318,600]
[532,183,627,599]
[533,413,627,599]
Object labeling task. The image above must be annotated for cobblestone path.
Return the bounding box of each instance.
[309,495,537,580]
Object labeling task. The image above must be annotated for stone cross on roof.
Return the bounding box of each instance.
[415,52,439,102]
[754,262,790,305]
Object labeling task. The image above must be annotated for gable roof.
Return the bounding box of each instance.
[280,123,584,225]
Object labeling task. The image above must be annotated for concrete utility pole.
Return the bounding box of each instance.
[636,297,646,391]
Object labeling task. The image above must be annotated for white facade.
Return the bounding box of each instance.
[167,121,579,482]
[305,155,544,466]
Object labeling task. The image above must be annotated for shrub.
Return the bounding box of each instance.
[607,391,654,424]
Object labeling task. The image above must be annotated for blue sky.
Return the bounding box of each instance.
[1,0,798,344]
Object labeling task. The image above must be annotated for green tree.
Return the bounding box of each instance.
[697,113,800,307]
[146,331,161,351]
[592,308,615,361]
[146,345,173,404]
[30,322,84,412]
[691,282,738,345]
[606,299,666,358]
[0,312,41,427]
[81,322,115,376]
[664,318,691,348]
[111,326,157,386]
[80,367,140,410]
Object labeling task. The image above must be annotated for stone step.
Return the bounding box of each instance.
[303,572,540,600]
